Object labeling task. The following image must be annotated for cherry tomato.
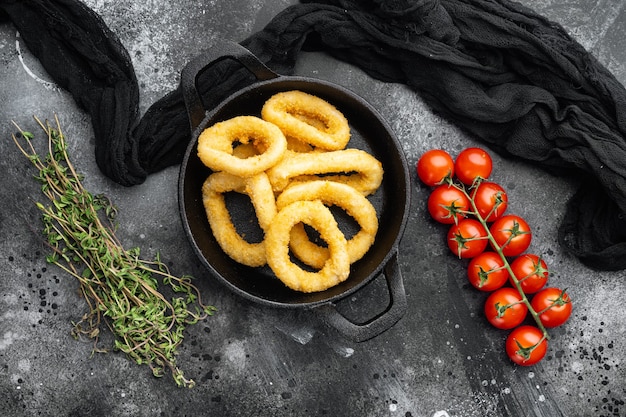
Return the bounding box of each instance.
[455,147,493,185]
[489,214,532,257]
[510,254,548,294]
[447,218,488,258]
[484,287,528,329]
[471,181,508,222]
[530,287,572,328]
[505,325,548,366]
[417,149,455,186]
[428,184,470,224]
[467,252,509,291]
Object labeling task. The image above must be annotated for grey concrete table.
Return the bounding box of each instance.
[1,1,625,416]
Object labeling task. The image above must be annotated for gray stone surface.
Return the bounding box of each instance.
[1,1,625,416]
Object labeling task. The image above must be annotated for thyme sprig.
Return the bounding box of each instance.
[12,115,216,388]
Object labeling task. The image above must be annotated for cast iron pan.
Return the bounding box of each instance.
[179,40,410,342]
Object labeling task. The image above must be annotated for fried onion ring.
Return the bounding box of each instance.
[267,149,384,195]
[202,171,277,267]
[197,115,287,177]
[261,90,350,150]
[276,181,379,269]
[265,200,350,292]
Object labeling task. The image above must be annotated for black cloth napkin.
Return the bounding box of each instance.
[2,0,626,271]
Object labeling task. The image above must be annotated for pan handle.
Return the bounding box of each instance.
[315,252,407,342]
[180,40,279,131]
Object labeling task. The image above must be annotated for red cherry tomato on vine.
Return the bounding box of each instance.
[489,215,532,257]
[417,149,455,186]
[530,287,572,328]
[467,252,509,291]
[510,254,548,294]
[505,325,548,366]
[484,287,528,329]
[447,218,488,259]
[471,181,508,222]
[427,184,470,224]
[455,147,493,185]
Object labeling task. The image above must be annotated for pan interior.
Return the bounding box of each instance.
[181,78,408,307]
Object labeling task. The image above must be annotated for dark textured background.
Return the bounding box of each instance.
[1,1,625,416]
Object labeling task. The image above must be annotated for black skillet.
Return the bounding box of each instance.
[178,40,410,342]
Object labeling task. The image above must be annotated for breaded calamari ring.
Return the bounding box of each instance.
[232,143,259,158]
[202,171,277,267]
[197,115,287,177]
[276,181,379,269]
[265,200,350,293]
[267,149,384,195]
[261,90,350,150]
[284,113,327,152]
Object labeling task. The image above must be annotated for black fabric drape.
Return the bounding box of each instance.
[1,0,626,271]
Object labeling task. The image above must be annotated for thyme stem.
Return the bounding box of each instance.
[12,115,216,388]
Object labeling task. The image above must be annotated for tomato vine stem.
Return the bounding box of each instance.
[449,178,550,343]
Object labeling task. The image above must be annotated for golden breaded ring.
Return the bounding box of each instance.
[265,200,350,293]
[202,171,277,267]
[197,115,287,177]
[284,114,328,152]
[232,143,258,158]
[276,181,379,269]
[286,136,317,153]
[267,149,384,195]
[261,90,350,150]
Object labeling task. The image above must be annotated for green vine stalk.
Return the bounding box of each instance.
[451,177,550,357]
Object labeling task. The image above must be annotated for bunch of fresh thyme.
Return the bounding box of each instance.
[12,116,216,388]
